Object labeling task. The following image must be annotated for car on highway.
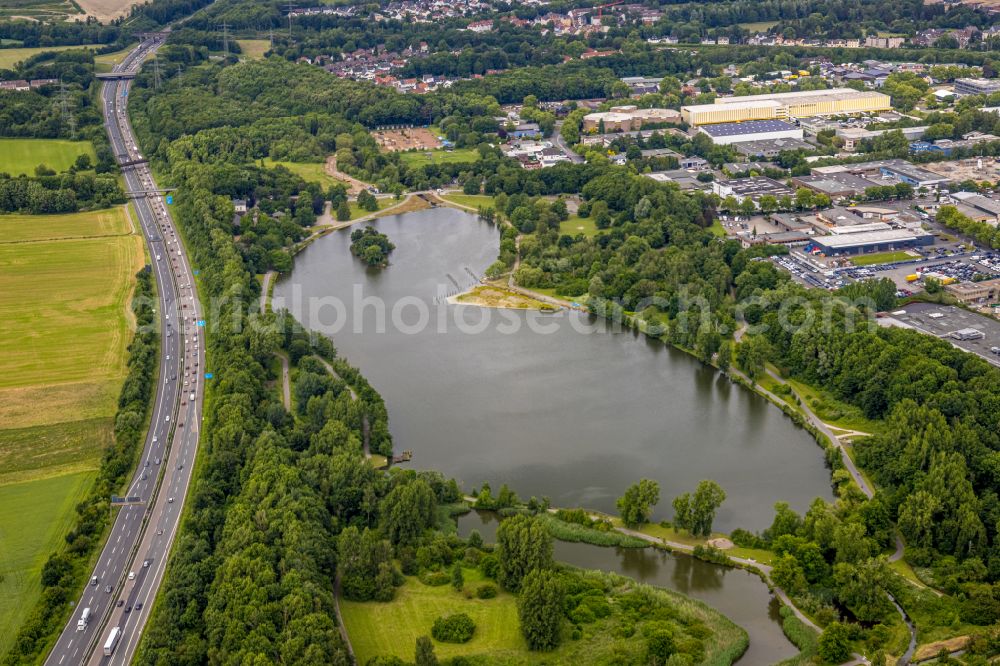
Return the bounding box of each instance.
[167,497,174,503]
[105,585,112,593]
[117,599,124,608]
[135,602,143,611]
[128,571,135,580]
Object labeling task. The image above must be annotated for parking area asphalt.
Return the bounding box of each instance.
[880,302,1000,368]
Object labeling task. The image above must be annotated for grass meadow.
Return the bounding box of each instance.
[0,206,142,651]
[399,148,480,168]
[342,566,747,665]
[0,138,96,176]
[262,158,342,189]
[0,471,95,656]
[236,39,270,59]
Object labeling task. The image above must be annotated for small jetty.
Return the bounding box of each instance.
[392,450,413,465]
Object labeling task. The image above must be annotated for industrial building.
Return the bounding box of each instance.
[582,106,682,132]
[947,191,1000,225]
[697,119,804,145]
[879,303,1000,368]
[734,137,812,157]
[681,88,892,126]
[792,172,880,199]
[809,228,934,255]
[836,125,927,151]
[954,78,1000,96]
[945,278,1000,304]
[712,176,793,204]
[810,159,951,191]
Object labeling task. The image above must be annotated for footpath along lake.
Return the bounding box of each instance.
[274,207,834,533]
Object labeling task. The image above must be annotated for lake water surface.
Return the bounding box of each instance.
[275,207,834,532]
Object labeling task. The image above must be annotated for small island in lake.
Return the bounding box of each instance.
[350,226,395,267]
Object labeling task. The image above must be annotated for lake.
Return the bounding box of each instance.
[274,206,834,532]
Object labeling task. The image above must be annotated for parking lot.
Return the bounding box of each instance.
[880,302,1000,368]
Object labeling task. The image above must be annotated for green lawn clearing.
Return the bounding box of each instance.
[851,250,917,266]
[399,148,479,168]
[0,208,131,243]
[0,470,95,657]
[0,138,96,176]
[708,219,726,237]
[342,568,521,663]
[558,215,602,238]
[738,21,779,32]
[440,193,495,210]
[236,39,270,59]
[262,157,343,190]
[342,566,747,665]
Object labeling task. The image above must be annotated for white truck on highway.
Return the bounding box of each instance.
[103,626,121,656]
[77,607,91,631]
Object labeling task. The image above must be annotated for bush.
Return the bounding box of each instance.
[569,604,595,624]
[432,613,476,643]
[475,583,497,599]
[479,553,499,579]
[731,528,765,549]
[419,571,451,587]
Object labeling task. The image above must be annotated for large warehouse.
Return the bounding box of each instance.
[698,119,804,145]
[681,88,892,126]
[809,228,934,255]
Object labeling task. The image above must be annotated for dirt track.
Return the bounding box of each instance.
[324,155,370,196]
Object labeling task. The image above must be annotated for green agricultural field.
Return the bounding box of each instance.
[0,471,95,657]
[399,148,479,168]
[0,418,112,486]
[0,138,96,176]
[850,250,917,266]
[0,206,142,652]
[0,208,131,243]
[236,39,270,59]
[0,224,142,390]
[0,45,92,70]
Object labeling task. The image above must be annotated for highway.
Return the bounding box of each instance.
[44,34,206,666]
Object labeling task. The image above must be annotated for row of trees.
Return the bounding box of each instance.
[0,168,124,214]
[617,478,727,539]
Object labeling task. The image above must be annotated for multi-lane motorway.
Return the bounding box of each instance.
[45,35,206,666]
